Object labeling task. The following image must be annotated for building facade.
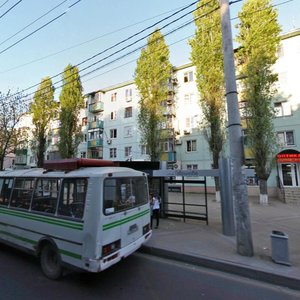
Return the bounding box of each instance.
[14,29,300,201]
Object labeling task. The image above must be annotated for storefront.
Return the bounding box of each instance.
[277,150,300,187]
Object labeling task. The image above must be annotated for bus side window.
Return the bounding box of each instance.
[10,178,34,210]
[31,178,60,214]
[0,178,13,206]
[57,178,87,219]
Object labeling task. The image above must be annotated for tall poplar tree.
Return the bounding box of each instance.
[190,0,225,194]
[30,77,56,167]
[236,0,281,204]
[134,29,172,161]
[0,90,28,170]
[58,64,84,158]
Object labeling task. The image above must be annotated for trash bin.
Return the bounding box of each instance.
[271,230,290,266]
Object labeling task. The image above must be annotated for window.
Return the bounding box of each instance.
[82,117,87,126]
[184,71,193,83]
[125,146,132,157]
[125,89,132,101]
[0,178,13,206]
[57,178,87,219]
[111,92,117,102]
[187,164,198,170]
[88,130,102,141]
[110,129,117,139]
[10,178,35,209]
[90,149,103,159]
[278,72,288,90]
[184,93,195,105]
[110,111,116,120]
[31,178,60,214]
[124,126,133,137]
[141,145,149,155]
[103,177,148,215]
[161,141,169,152]
[186,140,197,152]
[278,44,284,57]
[185,117,191,129]
[124,106,133,118]
[274,102,291,117]
[277,131,295,147]
[80,152,86,158]
[109,148,117,158]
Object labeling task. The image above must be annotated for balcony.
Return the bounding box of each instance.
[160,151,177,162]
[88,120,104,130]
[89,101,104,113]
[88,139,103,148]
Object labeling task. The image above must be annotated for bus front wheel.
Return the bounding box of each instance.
[40,243,62,280]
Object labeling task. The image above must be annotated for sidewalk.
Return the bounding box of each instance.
[140,194,300,291]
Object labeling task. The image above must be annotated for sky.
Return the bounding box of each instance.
[0,0,299,100]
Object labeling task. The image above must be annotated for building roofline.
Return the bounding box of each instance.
[281,28,300,40]
[102,80,135,92]
[84,28,300,97]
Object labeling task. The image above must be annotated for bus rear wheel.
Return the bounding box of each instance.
[40,243,62,280]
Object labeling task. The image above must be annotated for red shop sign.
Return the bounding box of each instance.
[277,153,300,163]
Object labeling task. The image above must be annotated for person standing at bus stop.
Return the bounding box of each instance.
[151,193,160,229]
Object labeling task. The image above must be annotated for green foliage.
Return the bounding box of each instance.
[189,0,226,170]
[0,90,28,170]
[134,29,172,161]
[30,77,56,167]
[58,64,84,158]
[236,0,281,183]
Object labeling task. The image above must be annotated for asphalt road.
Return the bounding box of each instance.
[0,244,299,300]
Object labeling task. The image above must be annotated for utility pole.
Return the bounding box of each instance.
[219,0,253,256]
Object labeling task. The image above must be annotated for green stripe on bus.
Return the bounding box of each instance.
[0,229,81,261]
[59,249,82,260]
[0,208,83,230]
[103,209,150,231]
[0,230,36,245]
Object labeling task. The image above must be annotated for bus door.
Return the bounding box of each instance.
[119,177,148,248]
[102,177,148,250]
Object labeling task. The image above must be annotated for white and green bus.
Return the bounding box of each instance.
[0,159,152,279]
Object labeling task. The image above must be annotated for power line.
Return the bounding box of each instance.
[22,2,218,102]
[6,0,291,104]
[0,1,9,9]
[9,0,203,98]
[0,0,22,20]
[0,4,190,74]
[0,0,69,47]
[0,0,82,55]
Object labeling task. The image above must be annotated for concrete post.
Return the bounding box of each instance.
[220,0,253,255]
[219,158,235,236]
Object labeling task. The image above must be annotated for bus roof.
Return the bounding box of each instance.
[0,166,146,178]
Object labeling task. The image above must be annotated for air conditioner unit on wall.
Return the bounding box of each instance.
[184,130,190,135]
[175,139,182,145]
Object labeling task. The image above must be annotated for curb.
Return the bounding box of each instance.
[139,245,300,291]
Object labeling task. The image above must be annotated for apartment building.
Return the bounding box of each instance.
[78,29,300,200]
[13,29,300,200]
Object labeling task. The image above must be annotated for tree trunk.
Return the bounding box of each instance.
[259,178,268,205]
[0,156,4,170]
[37,137,46,168]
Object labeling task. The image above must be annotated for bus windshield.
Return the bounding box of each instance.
[103,177,148,215]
